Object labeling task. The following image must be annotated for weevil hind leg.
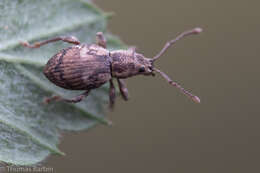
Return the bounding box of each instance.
[109,79,116,109]
[96,32,107,48]
[44,90,90,104]
[117,78,129,101]
[21,36,81,48]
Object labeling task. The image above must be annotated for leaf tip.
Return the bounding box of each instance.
[58,151,66,156]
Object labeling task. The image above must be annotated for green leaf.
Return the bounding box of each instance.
[0,0,125,166]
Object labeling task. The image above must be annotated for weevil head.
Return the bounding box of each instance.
[110,27,202,103]
[110,49,154,78]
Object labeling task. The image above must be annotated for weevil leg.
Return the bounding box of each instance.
[117,78,129,101]
[109,79,116,109]
[44,90,90,104]
[21,36,81,48]
[96,32,107,48]
[128,46,137,56]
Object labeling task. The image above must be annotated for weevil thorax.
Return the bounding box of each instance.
[110,49,153,78]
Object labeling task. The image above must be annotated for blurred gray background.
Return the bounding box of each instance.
[47,0,260,172]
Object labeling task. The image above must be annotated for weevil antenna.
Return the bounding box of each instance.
[152,27,202,62]
[153,67,200,103]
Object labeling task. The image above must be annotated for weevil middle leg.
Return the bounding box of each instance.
[96,32,130,101]
[117,78,129,101]
[21,36,80,48]
[109,79,116,109]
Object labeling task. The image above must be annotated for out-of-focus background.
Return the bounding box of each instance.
[48,0,260,172]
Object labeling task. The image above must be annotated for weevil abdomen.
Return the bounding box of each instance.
[44,44,112,90]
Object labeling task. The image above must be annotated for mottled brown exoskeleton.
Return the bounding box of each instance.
[21,27,202,108]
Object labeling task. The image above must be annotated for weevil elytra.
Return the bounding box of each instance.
[21,27,202,108]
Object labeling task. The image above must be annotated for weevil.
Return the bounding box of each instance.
[21,27,202,108]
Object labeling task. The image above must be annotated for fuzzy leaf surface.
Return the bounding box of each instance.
[0,0,124,165]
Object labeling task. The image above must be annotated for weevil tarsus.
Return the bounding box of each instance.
[21,36,81,48]
[44,90,90,104]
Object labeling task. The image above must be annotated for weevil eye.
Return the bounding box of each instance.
[139,66,145,73]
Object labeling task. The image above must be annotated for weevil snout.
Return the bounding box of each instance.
[134,53,155,76]
[142,65,155,76]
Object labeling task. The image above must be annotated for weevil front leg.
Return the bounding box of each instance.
[109,79,116,109]
[128,46,137,56]
[96,32,107,48]
[44,90,90,104]
[117,78,129,101]
[21,36,80,48]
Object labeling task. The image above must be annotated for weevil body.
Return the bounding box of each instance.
[44,44,112,90]
[22,28,202,107]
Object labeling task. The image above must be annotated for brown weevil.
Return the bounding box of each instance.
[21,27,202,108]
